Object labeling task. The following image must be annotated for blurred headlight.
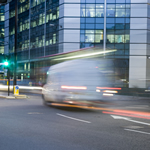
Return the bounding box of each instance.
[103,90,118,93]
[61,86,87,90]
[96,89,101,92]
[103,93,113,96]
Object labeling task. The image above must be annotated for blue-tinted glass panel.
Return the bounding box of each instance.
[116,18,125,23]
[80,34,85,42]
[115,50,125,55]
[96,18,104,23]
[126,0,131,3]
[126,18,130,23]
[96,0,104,3]
[86,0,95,3]
[86,24,95,29]
[85,43,94,47]
[125,24,130,29]
[81,30,85,34]
[115,24,125,29]
[116,0,125,3]
[107,18,115,23]
[81,0,85,3]
[106,44,115,49]
[106,24,115,29]
[81,18,85,23]
[96,24,104,29]
[80,43,85,48]
[125,44,129,49]
[115,44,124,50]
[80,24,85,29]
[107,0,115,3]
[81,4,85,8]
[125,50,129,55]
[126,9,130,17]
[86,18,95,23]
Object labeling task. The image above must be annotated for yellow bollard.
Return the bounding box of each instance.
[14,85,19,95]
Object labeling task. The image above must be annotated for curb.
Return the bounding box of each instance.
[0,95,28,99]
[6,96,15,99]
[15,95,28,99]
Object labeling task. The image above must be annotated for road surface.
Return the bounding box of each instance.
[0,94,150,150]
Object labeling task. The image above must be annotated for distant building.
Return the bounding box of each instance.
[4,0,150,88]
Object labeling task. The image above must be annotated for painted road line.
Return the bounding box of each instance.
[125,129,150,135]
[28,112,43,114]
[56,113,91,124]
[111,115,150,126]
[103,111,150,120]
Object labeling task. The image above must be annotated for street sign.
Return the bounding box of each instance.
[14,85,19,95]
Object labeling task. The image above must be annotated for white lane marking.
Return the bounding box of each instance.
[28,112,43,114]
[125,129,150,135]
[111,115,150,126]
[56,113,91,124]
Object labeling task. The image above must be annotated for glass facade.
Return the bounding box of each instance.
[81,3,104,48]
[8,0,59,61]
[0,5,5,54]
[5,0,150,88]
[80,0,130,56]
[106,2,130,56]
[80,0,130,85]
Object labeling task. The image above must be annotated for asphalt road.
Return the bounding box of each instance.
[0,95,150,150]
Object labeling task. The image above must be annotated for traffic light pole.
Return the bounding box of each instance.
[7,67,10,96]
[13,0,18,90]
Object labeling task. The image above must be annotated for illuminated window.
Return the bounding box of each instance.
[115,35,125,43]
[57,7,59,19]
[95,30,103,43]
[53,34,56,44]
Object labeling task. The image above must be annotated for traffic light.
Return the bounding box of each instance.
[4,61,9,66]
[3,55,10,68]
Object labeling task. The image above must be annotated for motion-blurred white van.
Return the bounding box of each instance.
[42,59,121,106]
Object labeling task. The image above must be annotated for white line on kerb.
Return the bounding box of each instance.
[125,129,150,135]
[56,113,91,124]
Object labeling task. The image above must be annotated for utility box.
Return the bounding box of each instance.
[14,85,19,95]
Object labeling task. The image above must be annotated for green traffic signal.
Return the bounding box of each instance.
[4,62,9,66]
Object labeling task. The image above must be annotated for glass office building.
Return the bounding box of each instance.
[0,5,4,54]
[4,0,150,88]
